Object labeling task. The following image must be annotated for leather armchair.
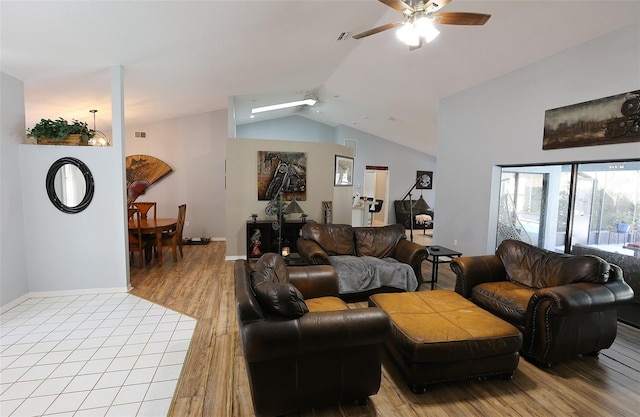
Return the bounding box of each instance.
[235,254,391,416]
[394,199,434,230]
[451,239,634,366]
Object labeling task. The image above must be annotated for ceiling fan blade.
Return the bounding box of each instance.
[379,0,414,14]
[424,0,451,13]
[352,21,402,39]
[431,12,491,25]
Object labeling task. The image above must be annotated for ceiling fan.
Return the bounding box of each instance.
[353,0,490,50]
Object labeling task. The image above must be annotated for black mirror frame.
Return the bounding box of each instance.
[45,157,95,214]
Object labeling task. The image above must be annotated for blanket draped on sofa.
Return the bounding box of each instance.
[329,255,418,294]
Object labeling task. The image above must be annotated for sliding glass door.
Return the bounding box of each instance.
[572,162,640,250]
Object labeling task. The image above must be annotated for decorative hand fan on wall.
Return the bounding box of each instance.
[353,0,490,50]
[125,155,173,204]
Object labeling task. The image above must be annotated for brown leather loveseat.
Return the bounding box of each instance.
[296,223,427,297]
[235,254,391,416]
[451,239,634,366]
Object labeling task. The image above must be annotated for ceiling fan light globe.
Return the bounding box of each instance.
[396,22,420,46]
[415,17,440,42]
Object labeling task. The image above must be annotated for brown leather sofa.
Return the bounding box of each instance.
[235,253,391,416]
[451,239,635,366]
[296,223,427,297]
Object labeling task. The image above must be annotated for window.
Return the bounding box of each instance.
[498,165,571,251]
[573,162,640,249]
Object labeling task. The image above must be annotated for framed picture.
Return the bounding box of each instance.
[257,151,307,201]
[334,155,354,186]
[416,171,433,189]
[543,90,640,150]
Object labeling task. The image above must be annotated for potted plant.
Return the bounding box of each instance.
[27,117,94,145]
[615,221,631,233]
[614,213,637,233]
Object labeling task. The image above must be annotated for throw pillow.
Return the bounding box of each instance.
[251,253,308,317]
[253,279,308,318]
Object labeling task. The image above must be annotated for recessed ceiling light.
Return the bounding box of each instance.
[251,99,317,114]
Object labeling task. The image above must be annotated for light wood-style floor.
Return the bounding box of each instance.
[130,241,640,417]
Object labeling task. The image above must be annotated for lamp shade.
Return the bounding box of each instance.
[413,195,430,210]
[284,199,304,214]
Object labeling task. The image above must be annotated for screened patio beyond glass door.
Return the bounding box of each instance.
[498,166,570,251]
[573,162,640,253]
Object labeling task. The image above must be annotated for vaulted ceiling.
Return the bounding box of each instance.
[2,1,638,155]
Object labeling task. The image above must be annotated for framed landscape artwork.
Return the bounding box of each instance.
[334,155,354,186]
[416,171,433,189]
[543,90,640,150]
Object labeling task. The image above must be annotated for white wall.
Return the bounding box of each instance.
[238,115,337,143]
[437,23,640,256]
[19,145,129,293]
[337,125,437,221]
[1,72,29,307]
[124,110,227,239]
[0,68,129,310]
[17,67,129,295]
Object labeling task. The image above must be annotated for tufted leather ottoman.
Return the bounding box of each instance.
[369,290,522,393]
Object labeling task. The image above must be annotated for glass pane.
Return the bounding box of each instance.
[498,165,571,252]
[571,161,640,252]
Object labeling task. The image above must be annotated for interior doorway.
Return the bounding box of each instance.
[363,166,390,226]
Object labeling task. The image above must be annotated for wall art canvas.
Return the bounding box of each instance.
[416,171,433,189]
[543,90,640,150]
[257,151,307,201]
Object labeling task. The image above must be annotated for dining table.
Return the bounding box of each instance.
[128,217,177,266]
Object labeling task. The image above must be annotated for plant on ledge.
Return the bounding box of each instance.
[27,117,94,144]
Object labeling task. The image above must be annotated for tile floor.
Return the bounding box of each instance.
[0,292,196,417]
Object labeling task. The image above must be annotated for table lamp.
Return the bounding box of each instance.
[284,198,304,220]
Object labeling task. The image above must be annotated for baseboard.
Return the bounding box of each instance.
[1,287,130,313]
[225,255,246,261]
[0,293,30,314]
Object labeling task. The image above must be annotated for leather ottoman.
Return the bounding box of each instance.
[369,290,522,393]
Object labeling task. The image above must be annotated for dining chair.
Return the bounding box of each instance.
[128,208,145,267]
[132,201,158,254]
[132,202,156,220]
[159,204,187,262]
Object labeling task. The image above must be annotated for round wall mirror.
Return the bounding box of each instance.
[45,157,95,214]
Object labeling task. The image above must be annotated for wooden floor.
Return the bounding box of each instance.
[130,242,640,417]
